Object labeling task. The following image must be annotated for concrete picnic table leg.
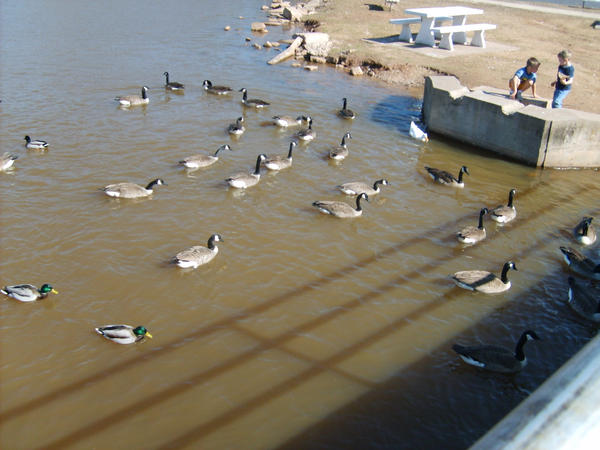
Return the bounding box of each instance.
[414,17,436,46]
[452,14,468,44]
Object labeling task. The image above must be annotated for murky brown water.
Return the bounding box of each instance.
[1,1,599,449]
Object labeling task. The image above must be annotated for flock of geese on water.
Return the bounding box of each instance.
[2,73,599,360]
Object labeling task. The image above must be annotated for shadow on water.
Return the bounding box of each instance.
[371,95,425,135]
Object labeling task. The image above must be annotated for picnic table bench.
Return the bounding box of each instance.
[431,23,497,50]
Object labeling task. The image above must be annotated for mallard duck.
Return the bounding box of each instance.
[24,135,48,150]
[226,154,266,189]
[425,165,469,187]
[573,217,596,246]
[337,179,389,196]
[295,116,315,142]
[178,144,231,170]
[490,189,517,224]
[202,80,233,95]
[559,247,600,280]
[172,234,223,269]
[239,88,270,108]
[101,178,166,198]
[114,86,149,107]
[0,152,18,171]
[163,72,184,91]
[453,330,540,373]
[264,141,296,171]
[339,97,356,119]
[1,283,58,302]
[313,192,369,218]
[95,325,152,344]
[272,115,304,128]
[227,117,245,136]
[451,261,517,293]
[409,121,428,142]
[457,208,489,244]
[329,132,352,160]
[567,276,600,322]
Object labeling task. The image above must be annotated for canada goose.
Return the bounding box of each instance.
[566,276,600,322]
[272,115,304,128]
[95,325,152,344]
[490,189,517,223]
[178,144,231,169]
[329,132,352,160]
[457,208,489,244]
[0,152,18,171]
[227,117,246,136]
[573,217,596,246]
[313,192,369,218]
[452,330,540,373]
[264,141,296,171]
[172,234,223,269]
[425,165,469,187]
[337,178,389,196]
[101,178,166,198]
[1,283,58,302]
[202,80,233,95]
[226,154,266,189]
[114,86,149,107]
[239,88,270,108]
[295,116,316,142]
[409,121,428,142]
[24,135,48,150]
[163,72,184,90]
[451,261,517,293]
[559,246,600,280]
[339,97,356,119]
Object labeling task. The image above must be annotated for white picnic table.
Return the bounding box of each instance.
[404,6,484,47]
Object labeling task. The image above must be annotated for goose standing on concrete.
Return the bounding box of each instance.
[272,115,305,128]
[226,154,266,189]
[24,135,48,150]
[178,144,231,170]
[203,80,233,95]
[114,86,149,107]
[337,179,389,196]
[409,121,428,142]
[452,330,540,373]
[573,217,596,246]
[227,117,245,136]
[163,72,184,91]
[339,97,356,119]
[457,208,489,244]
[172,234,223,269]
[566,276,600,322]
[451,261,517,293]
[425,165,469,187]
[1,283,58,302]
[329,132,352,161]
[95,325,152,344]
[101,178,166,198]
[263,141,296,171]
[0,152,18,171]
[313,193,369,218]
[239,88,270,108]
[295,116,315,142]
[490,188,517,224]
[559,246,600,280]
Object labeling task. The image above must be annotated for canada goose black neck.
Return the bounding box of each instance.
[254,154,266,175]
[457,166,469,183]
[373,179,387,191]
[141,86,148,99]
[164,72,170,84]
[145,178,164,190]
[341,132,351,146]
[355,193,369,211]
[343,97,348,110]
[507,189,516,207]
[287,141,296,158]
[207,234,222,250]
[477,208,488,230]
[514,330,539,361]
[215,144,230,157]
[500,261,517,284]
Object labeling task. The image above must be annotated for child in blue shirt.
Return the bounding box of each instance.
[550,50,574,108]
[508,57,541,100]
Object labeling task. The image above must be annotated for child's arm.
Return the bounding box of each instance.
[531,81,537,98]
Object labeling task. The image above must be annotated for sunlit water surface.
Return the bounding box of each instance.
[1,1,599,449]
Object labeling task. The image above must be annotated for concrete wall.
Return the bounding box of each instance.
[422,76,600,168]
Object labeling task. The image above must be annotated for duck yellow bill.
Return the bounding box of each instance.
[146,332,153,339]
[51,289,59,294]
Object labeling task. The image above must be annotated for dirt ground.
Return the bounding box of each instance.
[308,0,600,113]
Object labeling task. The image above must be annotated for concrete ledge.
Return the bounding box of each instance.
[422,76,600,168]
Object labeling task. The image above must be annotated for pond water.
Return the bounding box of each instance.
[1,1,598,449]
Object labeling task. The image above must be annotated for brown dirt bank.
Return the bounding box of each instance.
[308,0,600,113]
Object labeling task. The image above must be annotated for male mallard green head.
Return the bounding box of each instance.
[133,326,153,339]
[40,284,59,294]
